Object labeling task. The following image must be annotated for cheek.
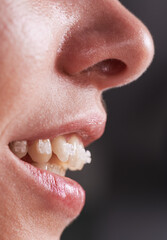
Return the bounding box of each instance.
[0,0,79,129]
[0,2,60,125]
[0,4,54,79]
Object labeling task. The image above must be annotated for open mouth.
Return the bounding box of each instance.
[9,134,91,177]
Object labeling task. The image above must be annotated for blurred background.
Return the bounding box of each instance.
[62,0,167,239]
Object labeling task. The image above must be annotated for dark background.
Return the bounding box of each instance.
[62,0,167,239]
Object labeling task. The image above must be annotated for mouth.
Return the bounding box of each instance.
[9,134,91,177]
[6,114,106,219]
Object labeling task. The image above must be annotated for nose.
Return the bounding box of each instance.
[57,0,154,90]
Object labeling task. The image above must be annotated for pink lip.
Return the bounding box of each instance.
[8,150,85,218]
[24,161,85,218]
[7,112,106,147]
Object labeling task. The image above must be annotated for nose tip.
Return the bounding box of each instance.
[102,21,155,89]
[57,0,154,90]
[115,19,154,87]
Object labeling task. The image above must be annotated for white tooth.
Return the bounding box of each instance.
[85,150,91,164]
[68,135,87,171]
[33,161,66,177]
[49,154,69,170]
[9,141,28,158]
[47,164,66,176]
[28,139,52,163]
[52,136,71,162]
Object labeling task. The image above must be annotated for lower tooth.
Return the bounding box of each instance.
[32,162,66,176]
[32,163,48,171]
[47,164,66,176]
[49,154,69,170]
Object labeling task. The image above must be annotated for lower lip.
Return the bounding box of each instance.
[10,150,85,219]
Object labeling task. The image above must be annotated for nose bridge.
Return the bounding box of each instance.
[58,0,154,89]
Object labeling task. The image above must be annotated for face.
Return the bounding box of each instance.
[0,0,154,239]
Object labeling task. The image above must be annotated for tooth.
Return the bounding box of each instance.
[33,160,66,177]
[9,141,28,158]
[49,155,67,176]
[10,134,91,173]
[52,136,71,163]
[68,135,86,171]
[32,163,48,171]
[28,139,52,163]
[47,164,66,176]
[49,154,69,170]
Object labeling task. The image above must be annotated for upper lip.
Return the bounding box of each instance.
[29,113,106,147]
[7,110,107,148]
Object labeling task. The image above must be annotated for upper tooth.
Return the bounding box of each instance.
[68,135,91,171]
[9,134,92,174]
[9,140,28,158]
[28,139,52,163]
[52,136,71,163]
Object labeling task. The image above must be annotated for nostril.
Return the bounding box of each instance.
[83,59,127,76]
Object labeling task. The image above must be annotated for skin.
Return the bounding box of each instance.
[0,0,154,239]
